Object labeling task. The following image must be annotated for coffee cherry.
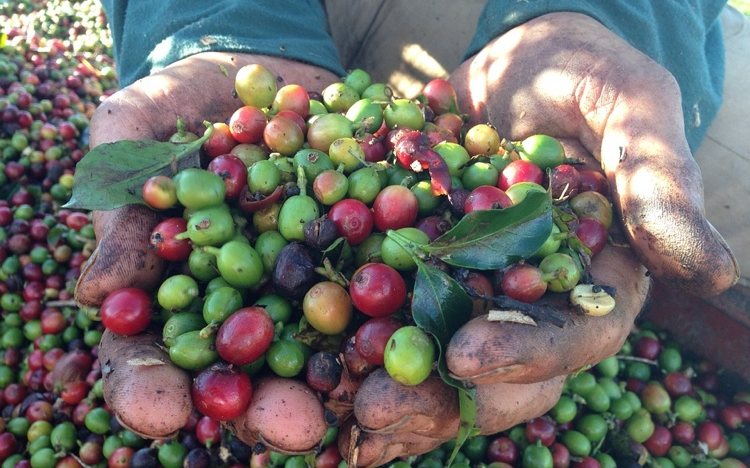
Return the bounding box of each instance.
[518,134,565,170]
[149,217,192,262]
[191,363,252,421]
[303,281,353,335]
[229,105,267,144]
[500,263,548,303]
[383,325,436,386]
[305,351,343,393]
[100,288,152,336]
[142,175,177,209]
[215,307,274,366]
[463,123,500,156]
[499,159,544,190]
[372,185,418,232]
[327,198,373,245]
[349,263,407,318]
[235,63,277,108]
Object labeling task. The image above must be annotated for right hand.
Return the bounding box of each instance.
[75,52,341,450]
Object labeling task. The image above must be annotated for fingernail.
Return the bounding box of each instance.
[708,221,741,280]
[73,245,99,305]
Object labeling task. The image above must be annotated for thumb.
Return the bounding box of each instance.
[598,69,740,296]
[75,204,166,306]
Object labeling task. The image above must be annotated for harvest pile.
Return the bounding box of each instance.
[74,60,617,433]
[1,2,749,468]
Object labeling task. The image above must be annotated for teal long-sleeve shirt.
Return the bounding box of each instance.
[101,0,727,152]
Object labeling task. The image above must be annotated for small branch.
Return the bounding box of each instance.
[470,292,568,328]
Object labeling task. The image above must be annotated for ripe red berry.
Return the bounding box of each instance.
[349,263,407,318]
[215,307,275,366]
[100,288,153,336]
[191,364,252,421]
[149,217,192,262]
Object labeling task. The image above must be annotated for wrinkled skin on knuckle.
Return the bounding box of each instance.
[449,13,618,137]
[75,205,166,307]
[353,369,459,438]
[225,377,327,454]
[474,377,565,435]
[98,329,193,438]
[447,242,648,385]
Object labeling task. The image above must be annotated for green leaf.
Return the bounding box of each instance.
[412,261,477,464]
[448,389,481,466]
[0,181,20,203]
[412,261,473,347]
[47,225,67,248]
[63,123,212,211]
[425,190,553,270]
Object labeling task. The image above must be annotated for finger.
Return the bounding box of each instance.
[98,329,193,438]
[224,377,328,455]
[353,368,459,439]
[342,371,565,467]
[474,377,565,435]
[354,370,563,436]
[598,70,740,296]
[447,241,649,386]
[342,369,458,467]
[74,205,166,307]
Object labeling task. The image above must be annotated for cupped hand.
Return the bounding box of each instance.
[338,11,738,466]
[449,12,739,297]
[76,52,339,306]
[75,52,339,449]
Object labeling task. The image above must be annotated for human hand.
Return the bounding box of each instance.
[449,12,739,297]
[75,52,340,450]
[336,12,738,466]
[76,52,339,306]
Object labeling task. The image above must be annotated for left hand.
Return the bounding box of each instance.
[338,11,737,466]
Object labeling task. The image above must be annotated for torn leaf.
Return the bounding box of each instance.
[487,309,538,326]
[126,358,166,366]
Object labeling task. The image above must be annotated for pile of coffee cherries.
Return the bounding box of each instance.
[94,62,616,401]
[59,61,618,468]
[0,4,745,461]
